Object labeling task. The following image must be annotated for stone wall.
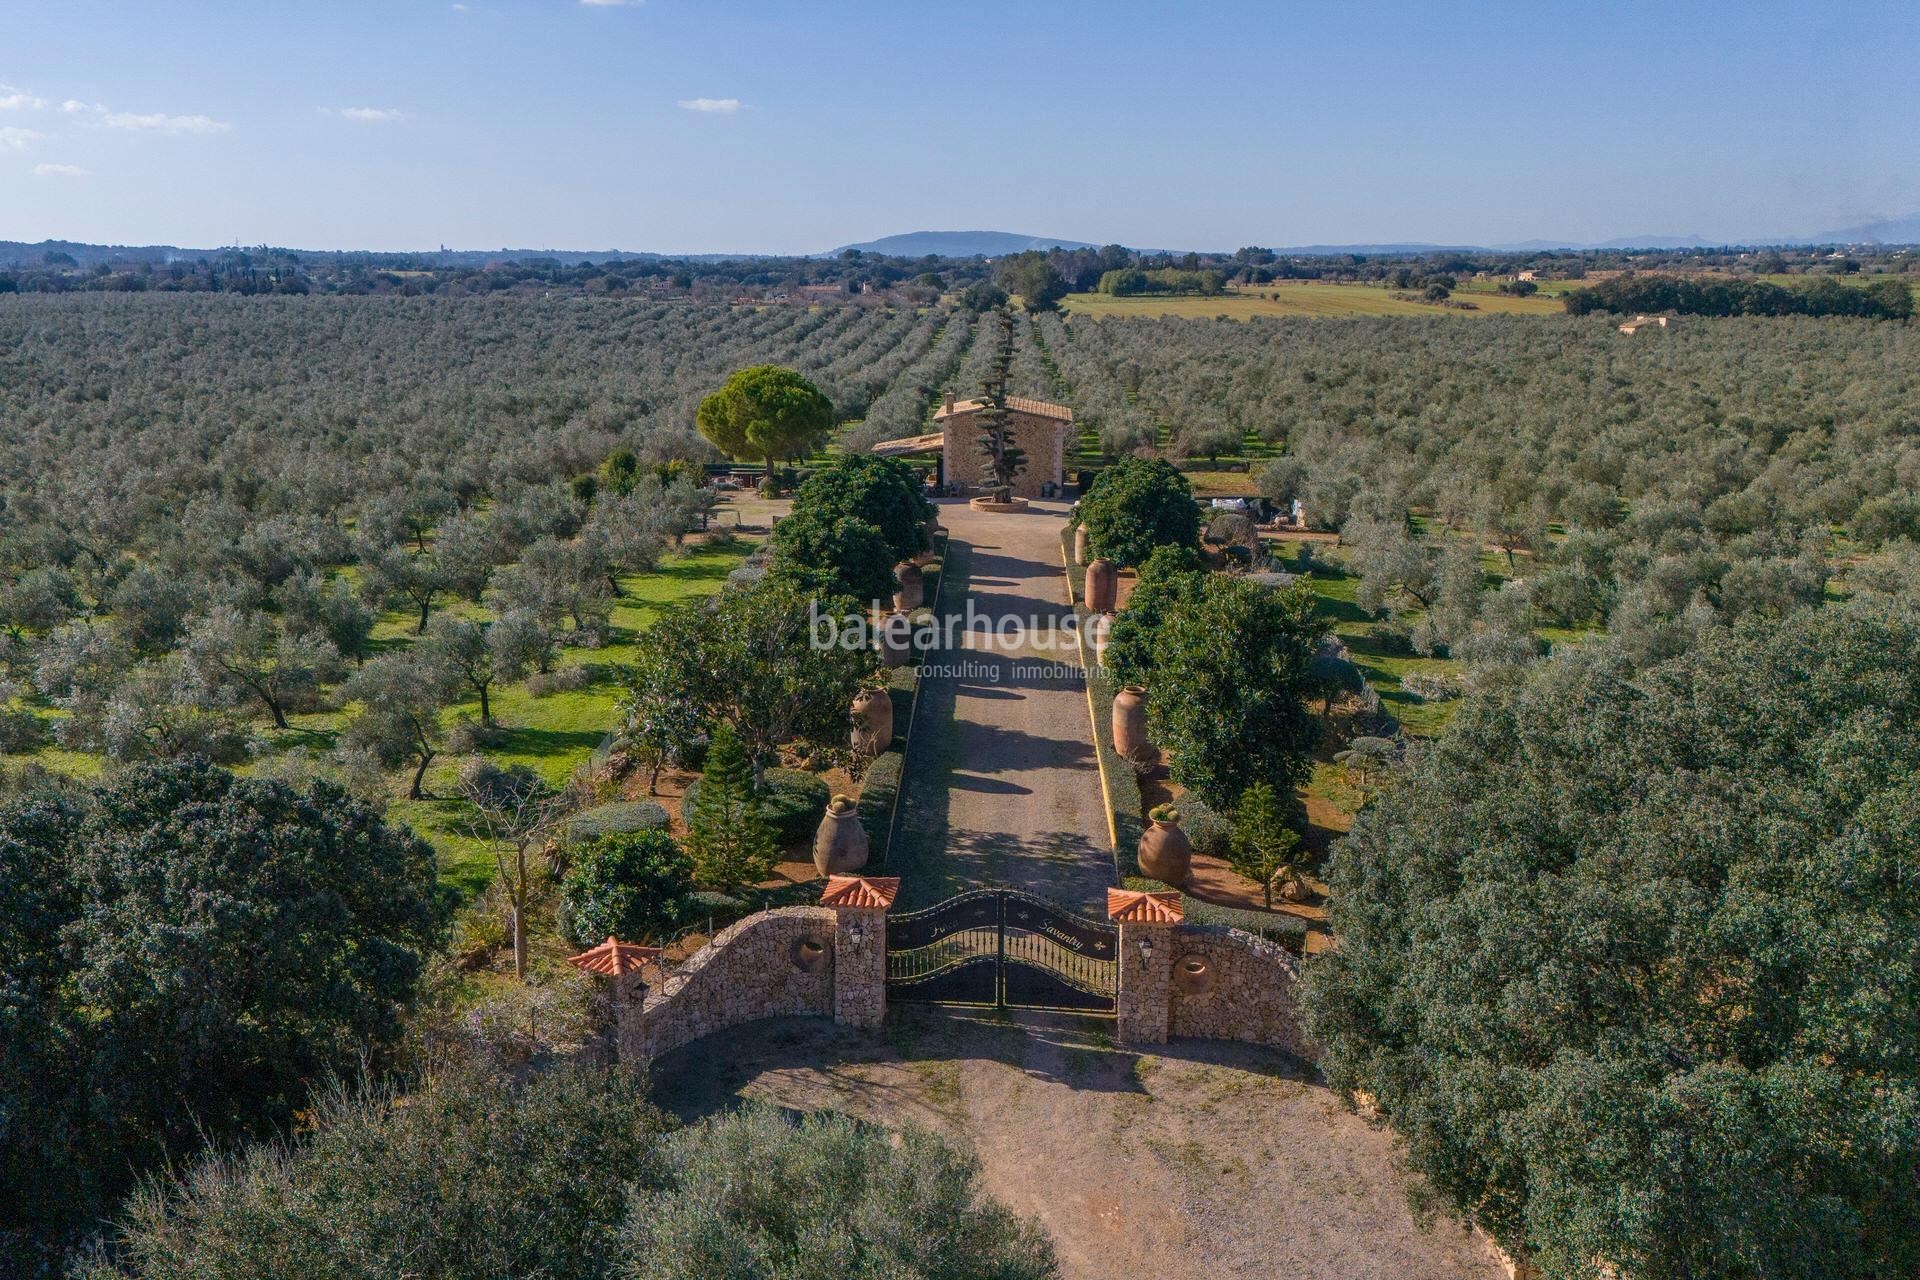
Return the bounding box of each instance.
[621,906,837,1060]
[941,411,1067,497]
[1165,923,1310,1059]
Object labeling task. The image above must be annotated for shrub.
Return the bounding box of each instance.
[0,705,47,753]
[105,1064,666,1280]
[562,801,672,844]
[560,829,698,947]
[527,664,592,696]
[1076,456,1200,567]
[623,1105,1058,1280]
[1177,796,1232,858]
[1399,671,1465,702]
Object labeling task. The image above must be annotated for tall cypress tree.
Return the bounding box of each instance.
[685,721,777,892]
[974,307,1026,497]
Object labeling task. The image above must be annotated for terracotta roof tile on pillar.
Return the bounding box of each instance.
[1106,888,1184,924]
[566,935,662,977]
[820,875,901,910]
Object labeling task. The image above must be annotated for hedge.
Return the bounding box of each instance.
[863,530,946,871]
[560,801,670,845]
[1121,875,1310,954]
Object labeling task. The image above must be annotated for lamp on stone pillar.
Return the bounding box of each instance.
[1107,888,1182,1046]
[821,874,900,1031]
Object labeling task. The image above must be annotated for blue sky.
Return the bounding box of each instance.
[1,0,1915,253]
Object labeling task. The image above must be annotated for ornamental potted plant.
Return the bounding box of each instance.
[1138,802,1191,887]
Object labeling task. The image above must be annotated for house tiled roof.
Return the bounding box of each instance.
[1106,888,1184,924]
[567,935,662,977]
[869,432,946,457]
[820,875,901,910]
[933,395,1075,424]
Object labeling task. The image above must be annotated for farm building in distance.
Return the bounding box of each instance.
[1618,312,1677,334]
[871,392,1075,498]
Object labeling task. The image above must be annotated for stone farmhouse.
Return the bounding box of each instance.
[869,392,1075,498]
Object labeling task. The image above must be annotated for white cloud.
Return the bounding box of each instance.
[100,109,229,134]
[328,106,406,122]
[0,126,39,151]
[0,84,46,111]
[34,162,88,177]
[678,97,743,114]
[61,100,229,133]
[581,0,642,7]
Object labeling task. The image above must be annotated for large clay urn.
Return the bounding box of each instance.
[893,561,925,611]
[1112,685,1151,763]
[850,685,894,756]
[1138,807,1192,887]
[878,610,913,668]
[813,795,870,876]
[1073,523,1091,565]
[1085,558,1118,613]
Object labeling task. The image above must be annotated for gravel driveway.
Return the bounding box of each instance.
[891,499,1116,913]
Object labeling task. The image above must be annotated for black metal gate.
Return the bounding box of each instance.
[886,889,1117,1015]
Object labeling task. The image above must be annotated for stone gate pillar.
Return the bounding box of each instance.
[566,935,663,1061]
[1108,889,1182,1045]
[821,875,900,1030]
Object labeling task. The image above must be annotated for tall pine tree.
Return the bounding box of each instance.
[685,721,777,892]
[974,307,1026,498]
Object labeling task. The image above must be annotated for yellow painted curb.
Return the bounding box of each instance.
[1066,537,1120,854]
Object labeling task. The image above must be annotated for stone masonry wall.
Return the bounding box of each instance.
[1166,923,1310,1059]
[941,411,1067,498]
[1114,920,1175,1045]
[622,906,836,1061]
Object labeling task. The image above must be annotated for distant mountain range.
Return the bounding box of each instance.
[828,231,1099,258]
[5,215,1918,272]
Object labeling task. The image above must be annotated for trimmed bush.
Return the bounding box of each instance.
[559,829,698,946]
[561,801,671,845]
[1178,796,1232,858]
[1120,875,1309,953]
[682,767,830,848]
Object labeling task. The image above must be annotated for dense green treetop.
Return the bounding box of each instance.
[1076,457,1201,568]
[1145,575,1323,807]
[0,758,442,1268]
[1303,602,1920,1280]
[696,364,835,466]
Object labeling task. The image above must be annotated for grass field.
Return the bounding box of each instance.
[1302,564,1467,737]
[1063,280,1567,320]
[12,540,752,896]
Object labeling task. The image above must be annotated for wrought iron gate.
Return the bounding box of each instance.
[886,889,1117,1015]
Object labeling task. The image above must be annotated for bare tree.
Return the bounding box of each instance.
[459,759,564,982]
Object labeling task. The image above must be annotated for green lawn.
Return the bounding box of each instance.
[1304,564,1467,737]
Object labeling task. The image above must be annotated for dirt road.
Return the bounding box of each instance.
[651,1011,1504,1280]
